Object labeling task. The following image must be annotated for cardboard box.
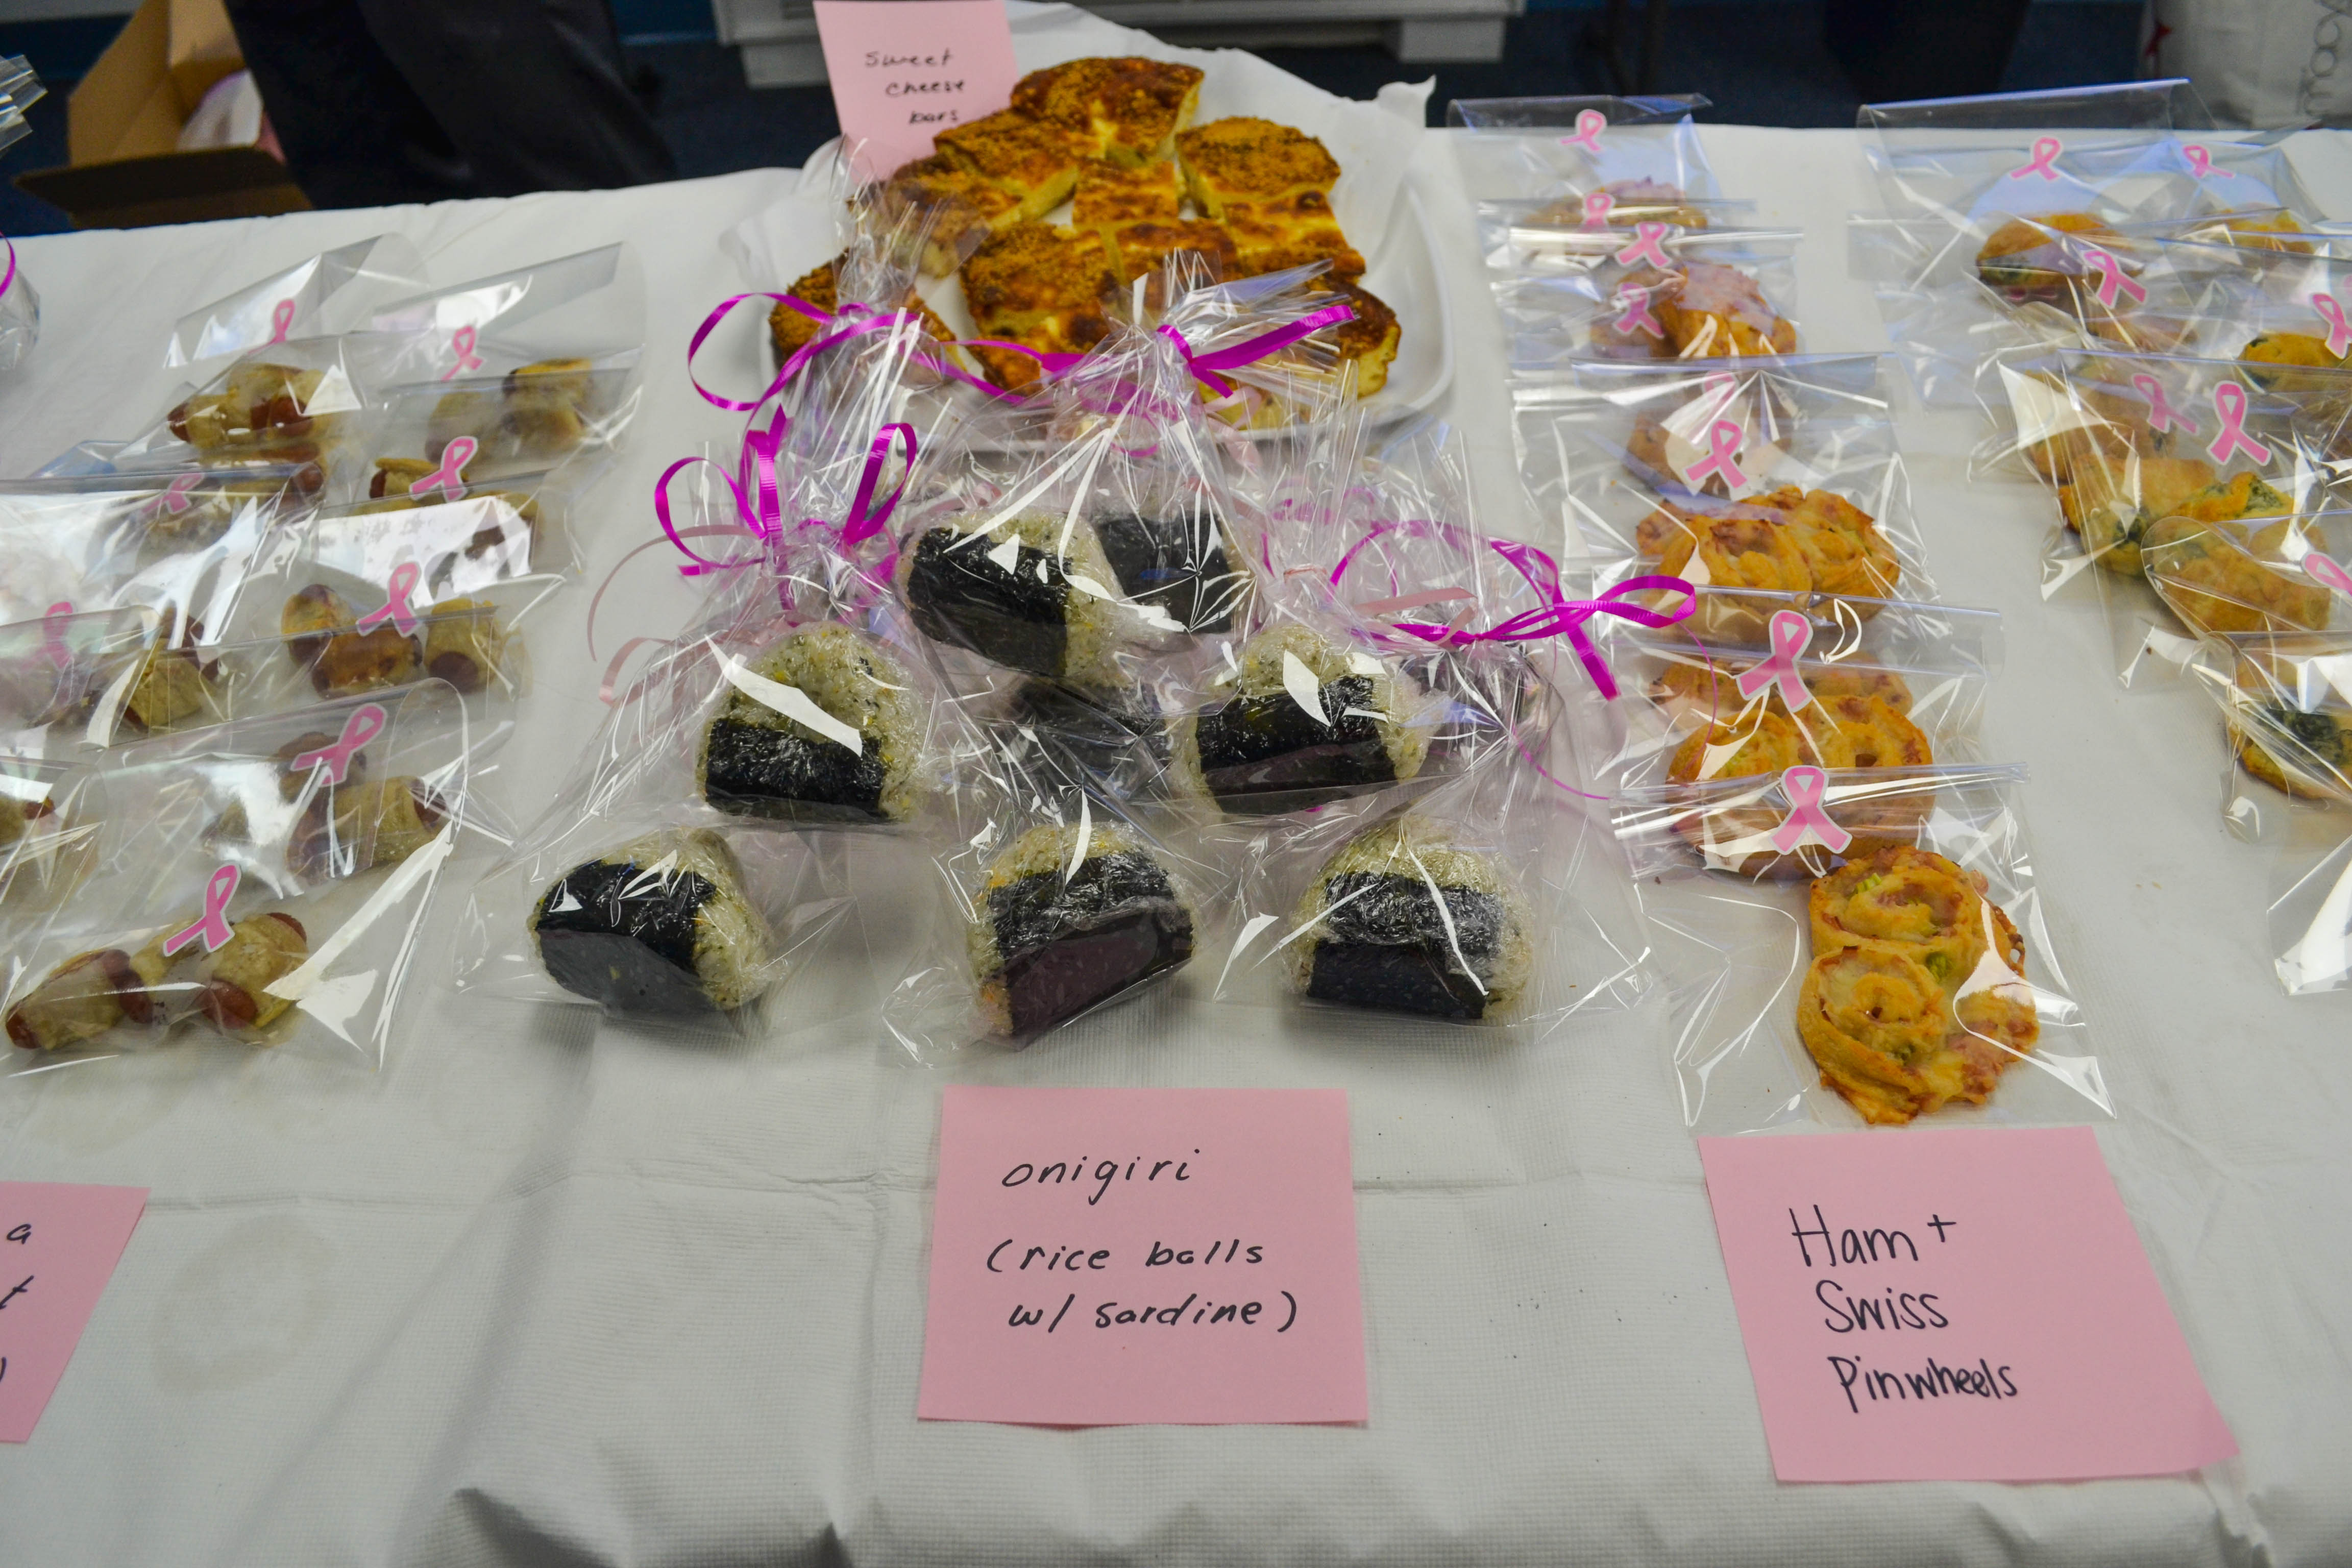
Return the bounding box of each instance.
[13,0,308,229]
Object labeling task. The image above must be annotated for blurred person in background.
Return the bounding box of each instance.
[222,0,675,207]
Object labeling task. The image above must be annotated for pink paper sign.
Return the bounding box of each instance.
[1698,1129,2235,1483]
[0,1183,150,1442]
[919,1086,1367,1426]
[813,0,1021,182]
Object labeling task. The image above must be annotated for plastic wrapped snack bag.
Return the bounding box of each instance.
[0,753,104,918]
[1493,228,1804,369]
[2,683,481,1071]
[1448,93,1743,222]
[1615,763,2103,1133]
[162,234,429,369]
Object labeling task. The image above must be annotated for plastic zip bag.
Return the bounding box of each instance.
[1448,93,1726,208]
[1494,228,1805,369]
[1615,763,2105,1133]
[163,234,430,369]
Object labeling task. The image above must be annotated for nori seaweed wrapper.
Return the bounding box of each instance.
[1010,677,1171,778]
[1290,817,1532,1021]
[898,510,1131,682]
[970,821,1195,1038]
[1175,623,1428,815]
[697,624,926,825]
[1093,512,1240,633]
[531,829,773,1016]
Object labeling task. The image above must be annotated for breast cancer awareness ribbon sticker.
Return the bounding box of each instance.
[161,864,240,958]
[1682,419,1749,490]
[2009,136,2064,181]
[1733,610,1815,709]
[2182,143,2234,180]
[354,561,424,638]
[289,702,387,786]
[2132,373,2199,436]
[2207,380,2272,466]
[1580,189,1614,230]
[438,324,484,382]
[2304,550,2352,598]
[1613,283,1663,339]
[409,435,477,503]
[2083,248,2147,308]
[1615,221,1673,270]
[2313,292,2352,358]
[1564,108,1607,154]
[1769,766,1852,855]
[266,298,296,344]
[41,601,74,671]
[143,471,202,519]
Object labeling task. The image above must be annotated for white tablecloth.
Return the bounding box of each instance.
[3,66,2352,1568]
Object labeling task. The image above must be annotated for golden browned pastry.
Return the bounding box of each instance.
[765,258,957,363]
[184,912,308,1037]
[961,223,1119,391]
[1012,57,1204,167]
[291,777,448,879]
[2226,636,2352,799]
[5,945,168,1051]
[2140,516,2336,635]
[167,361,332,455]
[2057,453,2233,576]
[1531,178,1707,230]
[1658,262,1795,358]
[1174,117,1342,218]
[1974,212,2114,295]
[1104,221,1237,296]
[934,108,1093,217]
[1651,660,1915,724]
[4,910,309,1050]
[1667,707,1854,783]
[1797,845,2035,1125]
[421,599,507,693]
[1773,486,1901,601]
[1072,158,1184,226]
[2240,330,2350,391]
[865,154,1028,275]
[1217,189,1365,281]
[1636,502,1815,595]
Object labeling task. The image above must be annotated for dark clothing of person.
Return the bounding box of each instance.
[222,0,676,208]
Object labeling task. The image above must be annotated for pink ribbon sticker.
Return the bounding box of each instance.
[1564,108,1607,154]
[1581,189,1614,230]
[289,702,387,786]
[2181,143,2233,180]
[2083,248,2147,308]
[2010,136,2064,181]
[2304,550,2352,598]
[1613,283,1663,339]
[1769,766,1852,855]
[2314,292,2352,358]
[354,561,424,638]
[267,298,296,344]
[41,601,74,672]
[1683,419,1749,490]
[1733,610,1815,709]
[439,324,484,382]
[161,864,240,958]
[409,435,477,503]
[144,472,202,519]
[2207,380,2272,466]
[2132,373,2199,436]
[1615,220,1673,270]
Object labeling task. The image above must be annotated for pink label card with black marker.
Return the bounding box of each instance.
[1698,1129,2235,1482]
[0,1183,149,1442]
[918,1086,1367,1426]
[812,0,1021,183]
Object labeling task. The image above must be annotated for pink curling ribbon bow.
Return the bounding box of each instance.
[1684,419,1749,489]
[821,421,918,554]
[162,864,240,958]
[2181,143,2233,180]
[650,401,792,576]
[1156,303,1355,399]
[2313,292,2352,358]
[410,435,477,502]
[2010,136,2064,181]
[1386,538,1697,701]
[267,297,296,344]
[687,291,1011,414]
[2304,550,2352,598]
[439,324,483,381]
[1770,765,1852,854]
[1580,189,1614,230]
[1615,222,1673,270]
[2132,373,2199,436]
[1564,108,1607,154]
[355,561,424,637]
[1733,609,1814,709]
[144,471,202,518]
[41,601,74,672]
[2207,380,2271,465]
[1,236,15,299]
[1613,283,1663,339]
[290,702,387,786]
[2082,248,2146,308]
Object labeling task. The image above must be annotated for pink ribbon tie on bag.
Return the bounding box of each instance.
[2132,373,2199,436]
[267,298,296,344]
[2010,136,2064,181]
[410,435,477,502]
[2314,292,2352,358]
[439,325,483,381]
[41,601,74,671]
[1157,303,1356,399]
[2082,248,2146,308]
[1386,537,1696,701]
[1613,284,1663,339]
[1684,419,1749,489]
[1733,610,1814,709]
[1615,222,1673,269]
[2207,381,2271,465]
[1564,109,1607,154]
[162,864,240,958]
[1580,189,1614,230]
[290,703,387,785]
[2181,143,2232,180]
[355,562,424,637]
[1769,765,1852,854]
[2304,550,2352,597]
